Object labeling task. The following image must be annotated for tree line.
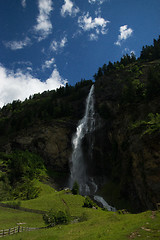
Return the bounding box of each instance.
[94,35,160,81]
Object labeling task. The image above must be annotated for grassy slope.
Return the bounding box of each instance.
[19,181,85,216]
[1,210,160,240]
[0,207,45,229]
[0,182,160,240]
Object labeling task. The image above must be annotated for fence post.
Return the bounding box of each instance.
[18,226,20,233]
[3,229,4,236]
[8,228,10,235]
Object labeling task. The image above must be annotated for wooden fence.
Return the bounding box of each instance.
[0,226,46,238]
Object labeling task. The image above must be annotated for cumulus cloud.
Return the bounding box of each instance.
[50,36,67,52]
[4,37,31,50]
[88,0,108,5]
[0,64,67,107]
[42,57,55,70]
[21,0,26,8]
[115,25,133,46]
[78,12,109,40]
[61,0,79,17]
[34,0,53,41]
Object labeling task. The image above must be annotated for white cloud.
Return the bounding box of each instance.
[4,37,31,50]
[72,29,82,39]
[78,13,109,32]
[21,0,26,8]
[89,33,98,41]
[115,25,133,46]
[50,36,67,52]
[34,0,53,41]
[50,40,58,51]
[0,64,67,107]
[42,57,55,70]
[95,7,101,16]
[88,0,108,5]
[61,0,79,17]
[60,36,68,48]
[26,67,33,72]
[78,12,109,40]
[123,48,135,56]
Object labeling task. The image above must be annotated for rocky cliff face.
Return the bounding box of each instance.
[93,63,160,212]
[105,108,160,212]
[1,120,75,172]
[0,84,91,173]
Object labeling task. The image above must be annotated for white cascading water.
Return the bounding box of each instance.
[94,196,116,211]
[69,85,95,195]
[69,85,116,211]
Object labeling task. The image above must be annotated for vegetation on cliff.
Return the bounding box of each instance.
[93,36,160,212]
[0,151,46,201]
[0,79,92,136]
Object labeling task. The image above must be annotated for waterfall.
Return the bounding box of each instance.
[69,85,96,195]
[69,85,116,211]
[94,196,116,211]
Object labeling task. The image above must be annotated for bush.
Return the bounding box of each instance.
[43,209,56,227]
[131,113,160,136]
[0,151,45,201]
[13,178,41,200]
[43,209,70,227]
[55,210,70,224]
[72,181,79,195]
[83,196,97,208]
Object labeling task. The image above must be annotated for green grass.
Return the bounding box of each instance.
[2,210,160,240]
[18,182,85,216]
[1,182,160,240]
[0,206,44,229]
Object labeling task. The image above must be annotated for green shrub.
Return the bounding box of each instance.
[55,210,70,225]
[43,209,70,227]
[43,209,56,227]
[0,151,45,201]
[71,181,79,195]
[13,178,41,200]
[131,113,160,136]
[83,196,97,208]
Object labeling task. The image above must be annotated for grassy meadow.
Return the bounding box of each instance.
[0,181,160,240]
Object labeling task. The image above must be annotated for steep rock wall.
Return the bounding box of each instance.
[94,78,160,212]
[1,120,75,172]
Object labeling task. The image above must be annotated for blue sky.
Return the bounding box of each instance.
[0,0,160,107]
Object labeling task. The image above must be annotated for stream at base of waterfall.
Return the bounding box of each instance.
[68,85,116,211]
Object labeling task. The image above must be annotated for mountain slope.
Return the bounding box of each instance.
[0,38,160,212]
